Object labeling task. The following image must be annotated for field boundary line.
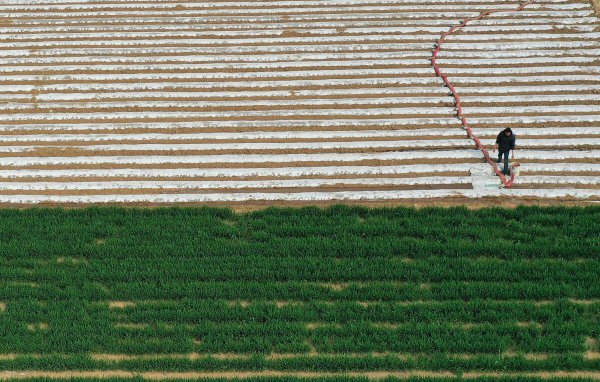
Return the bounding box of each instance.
[1,370,600,380]
[431,0,537,188]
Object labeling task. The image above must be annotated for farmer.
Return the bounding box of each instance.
[493,128,516,175]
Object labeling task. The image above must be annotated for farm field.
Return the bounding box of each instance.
[0,0,600,205]
[0,206,598,381]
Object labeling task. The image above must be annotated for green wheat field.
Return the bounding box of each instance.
[0,206,598,382]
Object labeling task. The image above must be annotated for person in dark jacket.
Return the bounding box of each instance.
[493,128,516,175]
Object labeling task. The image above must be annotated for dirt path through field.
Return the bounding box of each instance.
[1,370,600,380]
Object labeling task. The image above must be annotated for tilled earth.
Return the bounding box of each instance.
[0,0,599,205]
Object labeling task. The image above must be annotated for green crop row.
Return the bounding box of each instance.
[113,299,593,325]
[2,257,596,283]
[0,354,598,372]
[0,309,594,354]
[0,206,597,260]
[4,378,600,382]
[2,281,599,302]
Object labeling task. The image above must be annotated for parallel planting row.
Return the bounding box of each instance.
[0,0,599,204]
[0,206,598,381]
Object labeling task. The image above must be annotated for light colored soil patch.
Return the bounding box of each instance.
[26,323,49,331]
[306,340,318,355]
[0,371,599,380]
[463,371,600,379]
[449,353,476,360]
[0,371,454,380]
[591,0,600,18]
[516,321,543,329]
[194,353,251,360]
[585,337,599,359]
[91,354,138,361]
[533,300,556,306]
[95,238,106,245]
[524,353,550,361]
[585,351,600,360]
[92,353,253,361]
[108,301,136,309]
[266,353,307,360]
[305,322,342,330]
[569,299,599,305]
[323,283,349,292]
[226,300,251,308]
[0,354,17,360]
[0,302,6,312]
[586,337,599,350]
[56,256,87,265]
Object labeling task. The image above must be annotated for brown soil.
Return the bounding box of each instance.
[586,352,600,360]
[0,136,472,147]
[4,183,471,196]
[3,146,475,158]
[0,63,434,77]
[0,73,440,86]
[0,157,484,171]
[4,197,599,211]
[0,302,6,312]
[591,0,600,18]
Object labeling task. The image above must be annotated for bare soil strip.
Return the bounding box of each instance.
[0,370,599,380]
[591,0,600,18]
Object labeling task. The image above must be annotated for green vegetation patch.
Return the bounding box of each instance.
[0,206,598,378]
